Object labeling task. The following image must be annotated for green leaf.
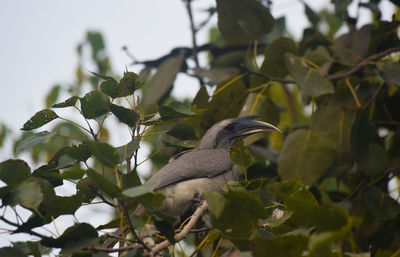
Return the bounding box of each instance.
[86,169,121,198]
[110,104,138,127]
[100,78,120,98]
[268,180,348,230]
[12,179,43,209]
[60,167,85,180]
[141,51,186,106]
[0,160,31,189]
[41,223,98,248]
[351,110,375,161]
[358,143,388,177]
[0,247,28,257]
[21,109,59,131]
[304,3,320,26]
[45,85,60,108]
[119,71,143,94]
[285,53,334,97]
[312,106,354,163]
[15,131,56,153]
[251,234,308,257]
[204,189,266,239]
[230,140,253,168]
[123,181,158,198]
[308,219,354,255]
[204,191,226,218]
[167,122,197,140]
[363,185,400,222]
[159,101,194,120]
[87,142,119,167]
[259,37,298,78]
[115,138,141,163]
[216,0,274,43]
[52,96,79,108]
[79,90,110,119]
[377,61,400,86]
[278,129,337,185]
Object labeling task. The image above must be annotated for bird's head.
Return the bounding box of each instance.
[199,115,280,149]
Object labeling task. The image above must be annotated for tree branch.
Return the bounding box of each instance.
[327,46,400,80]
[149,201,208,255]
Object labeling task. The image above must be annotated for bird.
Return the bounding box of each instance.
[148,115,280,216]
[103,115,279,247]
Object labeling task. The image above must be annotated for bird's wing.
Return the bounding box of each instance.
[149,149,233,190]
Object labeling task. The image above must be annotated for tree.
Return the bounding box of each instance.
[1,0,400,256]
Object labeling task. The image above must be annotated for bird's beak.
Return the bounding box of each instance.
[236,119,280,137]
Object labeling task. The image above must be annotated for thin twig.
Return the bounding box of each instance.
[183,0,205,87]
[327,46,400,80]
[0,216,47,239]
[150,201,209,255]
[241,65,294,84]
[120,200,151,252]
[90,244,143,253]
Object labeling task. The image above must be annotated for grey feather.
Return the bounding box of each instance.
[149,148,233,190]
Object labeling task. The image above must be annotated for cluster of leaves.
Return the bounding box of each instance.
[1,0,400,256]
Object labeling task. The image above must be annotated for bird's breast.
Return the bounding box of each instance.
[156,167,238,216]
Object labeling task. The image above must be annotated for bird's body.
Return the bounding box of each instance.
[144,116,279,216]
[152,148,238,216]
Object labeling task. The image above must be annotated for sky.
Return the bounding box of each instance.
[0,0,396,249]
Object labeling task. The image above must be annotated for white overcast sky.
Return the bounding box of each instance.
[0,0,396,248]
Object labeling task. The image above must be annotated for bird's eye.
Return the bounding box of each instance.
[225,123,234,132]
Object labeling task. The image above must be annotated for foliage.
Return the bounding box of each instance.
[1,0,400,256]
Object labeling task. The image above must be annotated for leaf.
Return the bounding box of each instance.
[87,142,119,167]
[159,101,194,120]
[21,109,59,131]
[79,90,110,119]
[12,179,43,209]
[259,37,298,78]
[204,189,266,240]
[204,191,226,218]
[60,167,85,180]
[230,140,253,168]
[115,138,141,163]
[167,122,197,140]
[123,181,158,198]
[119,71,143,94]
[86,169,121,198]
[110,104,138,127]
[52,96,79,108]
[45,85,60,108]
[377,61,400,86]
[216,0,274,43]
[308,219,353,255]
[41,223,98,248]
[350,110,375,161]
[141,51,186,106]
[15,131,56,153]
[268,180,347,230]
[358,143,388,177]
[285,53,334,97]
[278,129,337,185]
[251,234,308,257]
[0,247,28,257]
[363,185,400,222]
[304,3,320,26]
[312,106,354,163]
[0,160,31,189]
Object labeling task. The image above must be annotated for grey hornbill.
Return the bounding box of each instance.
[103,115,279,247]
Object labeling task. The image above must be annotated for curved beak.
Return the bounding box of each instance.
[235,117,280,138]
